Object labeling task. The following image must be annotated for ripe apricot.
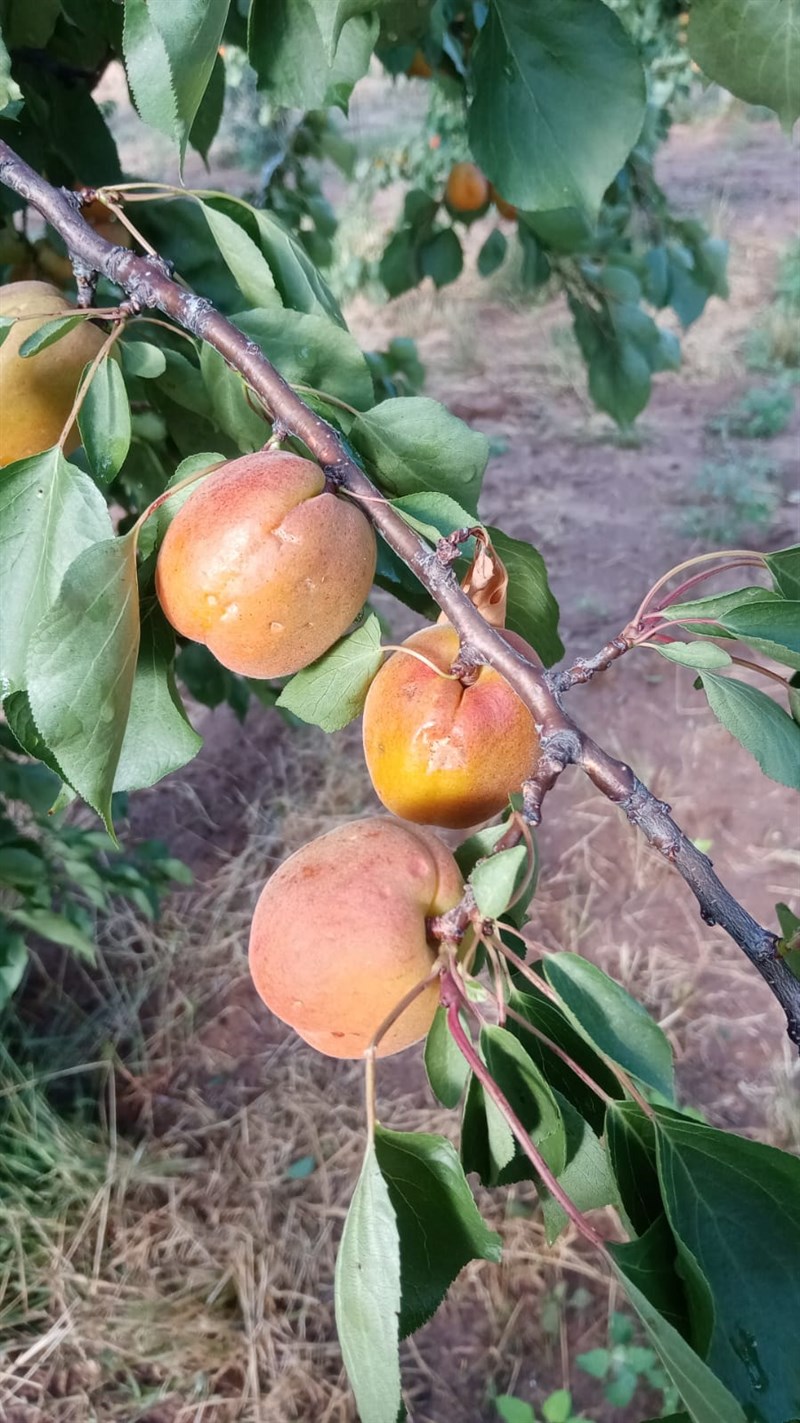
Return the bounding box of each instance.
[445,161,490,215]
[489,185,517,221]
[362,623,540,829]
[155,449,377,679]
[0,280,106,466]
[248,818,464,1057]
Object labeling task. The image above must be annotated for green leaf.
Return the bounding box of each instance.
[233,307,374,411]
[476,1025,567,1187]
[456,818,537,929]
[189,49,226,163]
[649,641,732,670]
[276,614,383,732]
[374,1127,501,1338]
[470,846,530,919]
[380,229,420,299]
[495,1400,536,1423]
[606,1102,663,1238]
[487,527,564,667]
[543,953,674,1100]
[0,935,27,1010]
[120,341,168,380]
[610,1265,747,1423]
[655,1109,800,1422]
[77,356,132,483]
[765,544,800,600]
[699,673,800,791]
[689,0,800,129]
[138,451,224,559]
[123,0,180,146]
[539,1092,617,1245]
[542,1390,574,1423]
[334,1144,402,1423]
[351,398,488,515]
[148,0,229,160]
[250,207,345,325]
[577,1348,610,1379]
[719,600,800,671]
[0,845,45,888]
[198,200,280,310]
[469,0,646,218]
[390,492,477,549]
[25,532,141,832]
[7,908,96,962]
[0,700,63,802]
[610,1215,693,1336]
[18,315,85,357]
[662,585,779,629]
[199,345,267,452]
[0,317,16,349]
[505,986,621,1134]
[477,229,508,278]
[113,603,202,793]
[0,449,113,695]
[424,1006,470,1109]
[419,228,463,288]
[248,0,376,112]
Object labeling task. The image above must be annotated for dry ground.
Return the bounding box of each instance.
[1,91,799,1423]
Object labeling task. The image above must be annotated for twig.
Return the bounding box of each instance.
[2,139,797,1050]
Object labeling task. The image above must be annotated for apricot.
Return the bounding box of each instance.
[155,449,377,679]
[407,50,434,78]
[445,161,490,215]
[362,623,540,829]
[489,185,517,221]
[248,818,464,1057]
[0,280,106,466]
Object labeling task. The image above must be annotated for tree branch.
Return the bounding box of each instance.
[2,139,797,1051]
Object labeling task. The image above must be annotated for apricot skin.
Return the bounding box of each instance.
[445,162,490,214]
[362,624,540,829]
[0,280,106,466]
[248,818,464,1058]
[155,450,377,679]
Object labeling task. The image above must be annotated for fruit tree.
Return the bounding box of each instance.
[1,4,799,1422]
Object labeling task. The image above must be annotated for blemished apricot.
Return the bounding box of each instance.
[489,185,517,221]
[445,161,490,214]
[248,818,464,1058]
[362,623,540,829]
[0,280,106,466]
[155,449,377,679]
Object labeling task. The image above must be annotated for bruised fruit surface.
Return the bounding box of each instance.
[155,450,377,678]
[248,818,464,1058]
[445,161,490,214]
[362,624,540,829]
[0,280,106,465]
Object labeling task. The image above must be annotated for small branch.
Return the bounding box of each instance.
[550,636,632,693]
[522,728,582,825]
[441,970,606,1250]
[2,138,798,1052]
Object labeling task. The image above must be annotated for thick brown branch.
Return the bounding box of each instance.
[2,139,798,1051]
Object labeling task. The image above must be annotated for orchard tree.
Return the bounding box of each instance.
[1,4,800,1423]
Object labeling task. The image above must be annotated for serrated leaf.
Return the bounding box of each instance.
[719,599,800,670]
[18,315,85,357]
[609,1263,747,1423]
[233,307,374,411]
[470,845,530,919]
[543,952,674,1100]
[662,585,779,628]
[138,451,224,559]
[276,614,383,732]
[650,641,732,670]
[424,1006,470,1109]
[505,985,621,1133]
[487,527,563,667]
[469,0,646,218]
[189,48,225,163]
[77,356,131,483]
[120,341,168,380]
[655,1109,800,1421]
[334,1144,402,1423]
[0,449,113,695]
[248,0,376,112]
[7,908,97,962]
[374,1127,501,1338]
[351,398,488,514]
[456,817,537,929]
[699,673,800,791]
[467,1025,567,1187]
[3,690,67,795]
[606,1101,663,1238]
[765,544,800,600]
[539,1091,617,1244]
[25,532,141,831]
[113,603,202,792]
[199,344,267,452]
[198,200,279,310]
[0,317,16,349]
[390,492,477,550]
[148,0,229,160]
[689,0,800,129]
[123,0,180,146]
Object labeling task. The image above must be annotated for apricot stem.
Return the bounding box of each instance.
[292,382,360,419]
[441,975,606,1250]
[380,645,460,679]
[92,192,158,256]
[363,959,446,1139]
[57,318,126,450]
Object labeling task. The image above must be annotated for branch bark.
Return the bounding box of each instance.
[2,139,798,1051]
